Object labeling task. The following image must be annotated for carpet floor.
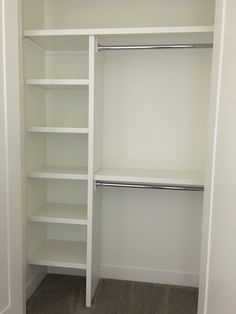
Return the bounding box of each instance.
[27,274,198,314]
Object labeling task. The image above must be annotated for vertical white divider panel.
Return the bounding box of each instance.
[0,0,24,312]
[86,35,103,307]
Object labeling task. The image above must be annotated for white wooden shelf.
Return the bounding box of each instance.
[27,127,89,134]
[25,35,89,51]
[28,166,88,180]
[28,240,87,269]
[95,168,204,187]
[25,79,89,89]
[24,26,214,50]
[29,203,87,225]
[24,26,214,37]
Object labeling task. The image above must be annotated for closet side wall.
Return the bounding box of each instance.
[199,0,236,312]
[24,40,47,298]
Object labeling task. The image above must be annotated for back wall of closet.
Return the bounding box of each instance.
[100,47,211,285]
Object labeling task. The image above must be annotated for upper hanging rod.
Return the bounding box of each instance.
[97,43,213,52]
[96,181,204,192]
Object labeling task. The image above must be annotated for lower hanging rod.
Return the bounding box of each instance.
[96,181,204,192]
[97,43,213,52]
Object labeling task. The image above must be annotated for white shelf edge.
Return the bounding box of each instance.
[29,216,88,225]
[27,127,89,134]
[28,259,87,269]
[24,26,214,37]
[28,173,88,180]
[94,168,204,187]
[28,166,88,180]
[28,203,88,225]
[28,240,87,270]
[25,79,89,86]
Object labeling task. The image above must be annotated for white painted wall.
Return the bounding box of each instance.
[0,3,10,310]
[198,0,236,313]
[102,50,212,171]
[23,0,215,30]
[101,188,203,286]
[44,0,215,29]
[99,48,212,286]
[23,0,45,30]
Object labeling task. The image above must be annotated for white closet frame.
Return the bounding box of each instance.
[23,26,214,307]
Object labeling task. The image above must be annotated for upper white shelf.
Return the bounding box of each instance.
[29,166,88,180]
[94,168,204,187]
[24,26,214,37]
[25,79,89,89]
[24,26,214,50]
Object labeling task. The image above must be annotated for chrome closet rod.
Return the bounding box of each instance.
[96,181,204,192]
[97,43,213,52]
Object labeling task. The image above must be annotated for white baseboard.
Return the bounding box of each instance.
[26,264,198,301]
[101,264,199,287]
[26,270,47,300]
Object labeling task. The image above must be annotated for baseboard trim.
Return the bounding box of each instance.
[26,264,198,299]
[101,264,199,287]
[26,271,47,300]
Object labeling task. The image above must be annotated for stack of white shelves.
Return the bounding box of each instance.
[25,32,91,273]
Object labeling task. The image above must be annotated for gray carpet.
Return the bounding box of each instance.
[27,274,198,314]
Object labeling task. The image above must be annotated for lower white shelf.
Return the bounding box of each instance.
[29,203,87,225]
[28,240,87,269]
[27,127,89,134]
[95,168,204,187]
[25,79,89,89]
[28,166,88,180]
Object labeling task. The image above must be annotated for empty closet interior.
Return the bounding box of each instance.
[22,0,216,308]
